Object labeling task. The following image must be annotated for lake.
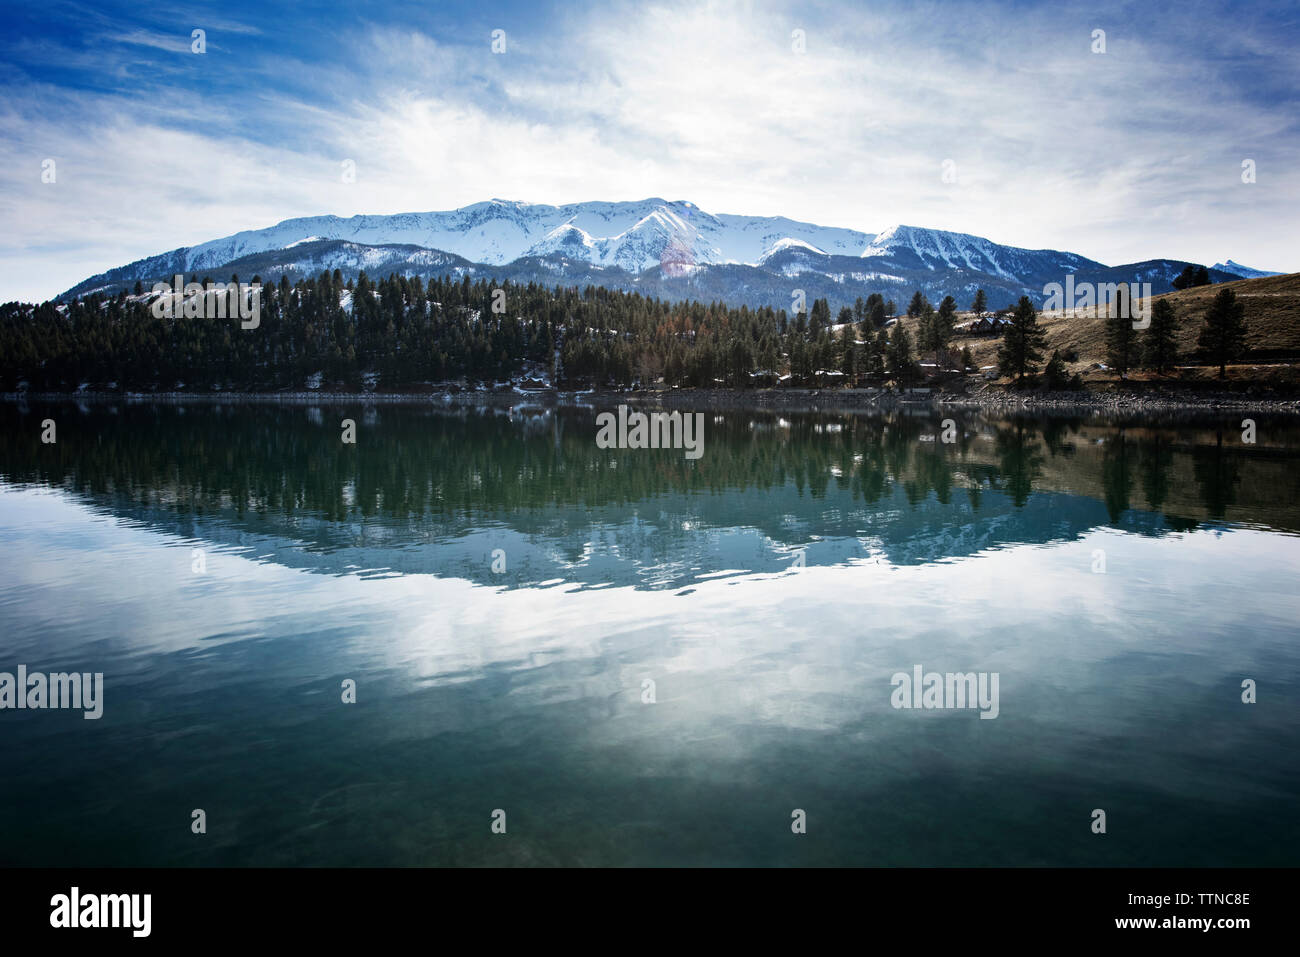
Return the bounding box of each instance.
[1,399,1297,866]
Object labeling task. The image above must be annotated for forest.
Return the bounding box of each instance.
[0,271,929,392]
[0,269,1242,392]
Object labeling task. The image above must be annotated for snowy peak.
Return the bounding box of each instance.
[526,222,597,258]
[862,224,1102,280]
[712,213,873,263]
[758,237,829,261]
[863,224,1007,270]
[163,199,876,278]
[1212,260,1284,279]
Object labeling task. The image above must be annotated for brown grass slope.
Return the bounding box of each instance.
[936,272,1300,386]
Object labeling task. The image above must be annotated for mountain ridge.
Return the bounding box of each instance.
[58,199,1272,310]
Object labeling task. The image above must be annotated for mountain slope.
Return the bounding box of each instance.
[860,224,1103,280]
[934,271,1300,381]
[1211,260,1283,279]
[77,199,875,281]
[57,199,1281,312]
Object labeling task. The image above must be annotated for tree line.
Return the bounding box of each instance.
[0,271,1248,392]
[0,273,916,391]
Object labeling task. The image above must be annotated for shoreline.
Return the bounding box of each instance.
[6,386,1300,415]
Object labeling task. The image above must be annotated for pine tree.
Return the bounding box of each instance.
[840,320,856,355]
[867,294,886,329]
[907,291,928,319]
[1173,264,1212,290]
[1105,289,1139,378]
[916,303,937,362]
[872,328,889,377]
[810,298,830,337]
[790,339,808,384]
[1143,298,1179,374]
[971,289,986,319]
[1197,287,1248,379]
[1044,349,1070,389]
[935,295,957,366]
[817,330,836,372]
[887,325,916,383]
[996,296,1047,382]
[859,332,875,380]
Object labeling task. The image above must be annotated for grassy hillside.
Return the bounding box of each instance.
[933,272,1300,388]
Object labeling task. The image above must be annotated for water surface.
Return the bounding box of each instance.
[1,401,1297,866]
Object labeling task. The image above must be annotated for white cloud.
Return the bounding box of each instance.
[2,0,1296,301]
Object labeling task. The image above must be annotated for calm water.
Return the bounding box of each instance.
[1,400,1298,866]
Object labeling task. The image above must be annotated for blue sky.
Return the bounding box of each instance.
[1,0,1297,301]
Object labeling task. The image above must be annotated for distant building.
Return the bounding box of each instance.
[961,317,1011,337]
[813,369,847,387]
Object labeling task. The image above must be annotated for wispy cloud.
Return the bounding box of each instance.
[114,29,199,54]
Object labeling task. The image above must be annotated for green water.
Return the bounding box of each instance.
[0,400,1297,866]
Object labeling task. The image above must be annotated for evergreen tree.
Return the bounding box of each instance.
[840,339,857,379]
[1143,298,1179,374]
[935,295,957,365]
[867,294,887,329]
[1197,287,1248,379]
[810,298,831,337]
[1105,288,1140,378]
[1044,349,1070,389]
[906,291,928,319]
[971,289,987,319]
[859,331,875,379]
[871,328,889,377]
[816,330,836,372]
[1172,264,1213,290]
[996,296,1047,382]
[915,302,939,368]
[789,339,808,383]
[886,325,917,383]
[728,337,754,386]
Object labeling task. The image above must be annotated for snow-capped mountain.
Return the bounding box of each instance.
[108,199,876,279]
[59,199,1281,311]
[860,224,1102,280]
[1211,260,1283,279]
